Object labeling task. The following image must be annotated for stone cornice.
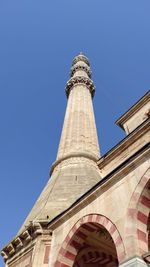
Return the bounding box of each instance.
[98,118,150,170]
[1,221,52,262]
[116,90,150,129]
[65,76,95,97]
[70,64,91,78]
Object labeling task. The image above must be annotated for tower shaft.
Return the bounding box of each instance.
[18,54,101,233]
[57,83,100,161]
[56,53,100,165]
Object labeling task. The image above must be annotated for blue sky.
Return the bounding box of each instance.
[0,0,150,265]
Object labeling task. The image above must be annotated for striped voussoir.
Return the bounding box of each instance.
[137,184,150,253]
[73,248,118,267]
[54,214,125,267]
[125,168,150,256]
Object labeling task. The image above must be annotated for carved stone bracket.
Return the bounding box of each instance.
[7,243,15,256]
[65,76,95,97]
[70,64,91,78]
[1,221,52,262]
[33,222,43,234]
[14,237,23,249]
[1,250,8,261]
[21,230,32,242]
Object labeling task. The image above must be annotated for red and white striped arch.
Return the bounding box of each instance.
[54,214,125,267]
[137,184,150,254]
[125,168,150,256]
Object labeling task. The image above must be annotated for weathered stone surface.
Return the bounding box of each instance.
[2,55,150,267]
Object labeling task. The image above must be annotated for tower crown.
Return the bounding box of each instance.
[72,53,90,66]
[70,53,91,78]
[66,53,94,97]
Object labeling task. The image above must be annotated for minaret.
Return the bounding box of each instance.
[1,54,101,267]
[18,53,101,232]
[56,53,100,163]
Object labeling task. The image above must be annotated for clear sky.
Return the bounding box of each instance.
[0,0,150,265]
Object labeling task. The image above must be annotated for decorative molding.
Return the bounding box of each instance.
[51,153,99,176]
[72,54,90,66]
[7,243,15,256]
[33,222,43,234]
[97,119,150,169]
[70,64,91,78]
[1,221,52,262]
[65,76,95,97]
[1,250,8,261]
[22,230,32,242]
[116,91,150,129]
[14,237,23,249]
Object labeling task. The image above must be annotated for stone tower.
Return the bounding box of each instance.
[18,53,101,231]
[1,54,102,267]
[1,55,150,267]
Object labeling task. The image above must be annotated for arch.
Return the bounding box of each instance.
[137,184,150,253]
[54,214,125,267]
[125,167,150,256]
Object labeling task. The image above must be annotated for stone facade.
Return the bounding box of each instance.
[1,54,150,267]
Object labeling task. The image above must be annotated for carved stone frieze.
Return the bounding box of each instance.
[65,76,95,97]
[70,64,91,78]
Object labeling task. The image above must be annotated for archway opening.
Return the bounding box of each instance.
[137,180,150,253]
[137,179,150,264]
[148,212,150,250]
[146,182,150,251]
[72,222,118,267]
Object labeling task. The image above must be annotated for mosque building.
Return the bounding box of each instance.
[1,54,150,267]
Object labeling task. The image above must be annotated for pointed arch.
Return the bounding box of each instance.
[54,214,125,267]
[125,167,150,256]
